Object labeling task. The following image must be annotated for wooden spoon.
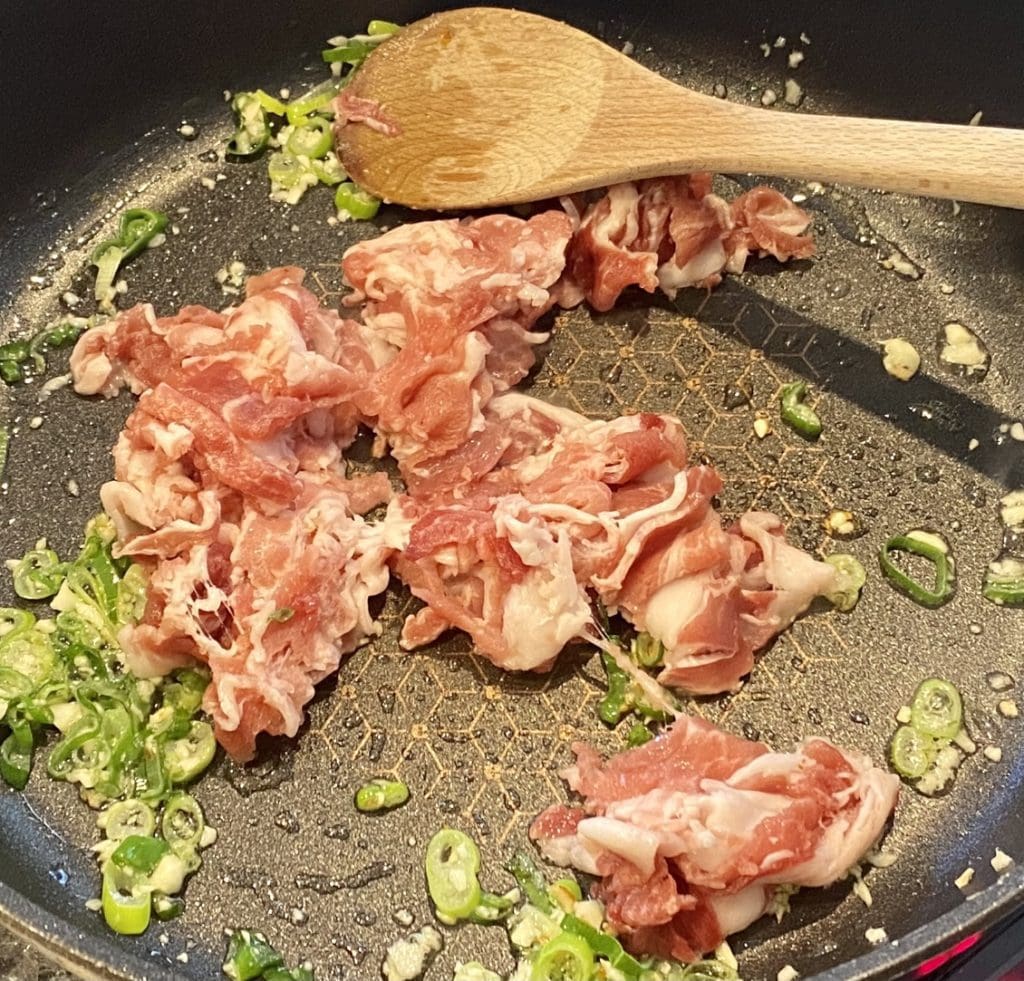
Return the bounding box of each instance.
[338,7,1024,211]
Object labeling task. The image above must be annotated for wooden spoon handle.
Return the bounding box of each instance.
[697,104,1024,209]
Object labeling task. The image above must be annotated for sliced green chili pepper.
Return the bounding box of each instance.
[354,777,409,813]
[879,531,955,608]
[312,153,346,187]
[910,678,963,741]
[561,915,644,980]
[269,153,318,194]
[268,607,295,623]
[287,116,333,159]
[779,381,822,439]
[227,92,271,158]
[101,867,151,935]
[161,668,208,717]
[285,80,343,123]
[0,609,35,640]
[626,723,653,747]
[334,181,381,220]
[548,877,582,909]
[468,890,517,924]
[110,835,169,877]
[426,828,482,921]
[91,208,168,305]
[137,735,171,803]
[0,338,31,384]
[161,792,206,853]
[152,893,185,921]
[101,799,156,841]
[0,667,34,703]
[0,361,22,384]
[163,720,216,784]
[32,319,86,352]
[322,38,371,64]
[598,650,632,725]
[506,850,552,914]
[91,209,168,267]
[889,724,936,779]
[223,929,285,981]
[531,933,594,981]
[982,557,1024,606]
[0,720,34,790]
[630,632,664,668]
[823,554,866,612]
[0,341,28,361]
[322,21,399,65]
[253,89,288,115]
[12,548,67,600]
[0,633,56,690]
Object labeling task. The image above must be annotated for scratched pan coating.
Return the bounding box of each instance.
[1,1,1024,979]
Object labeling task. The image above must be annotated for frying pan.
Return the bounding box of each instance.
[2,1,1024,979]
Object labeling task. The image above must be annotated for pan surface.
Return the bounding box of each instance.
[2,2,1024,979]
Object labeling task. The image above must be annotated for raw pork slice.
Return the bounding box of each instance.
[387,494,594,672]
[594,493,837,695]
[70,267,396,760]
[389,392,835,691]
[340,211,573,477]
[561,177,813,310]
[530,716,899,961]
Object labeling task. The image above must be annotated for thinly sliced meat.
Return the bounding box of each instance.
[70,268,395,759]
[71,178,823,762]
[560,177,813,308]
[331,90,400,136]
[530,716,899,961]
[341,212,573,486]
[726,187,815,272]
[593,469,836,694]
[564,183,661,312]
[141,385,302,506]
[389,494,594,672]
[390,389,831,689]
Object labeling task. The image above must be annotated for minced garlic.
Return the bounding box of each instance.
[882,338,921,381]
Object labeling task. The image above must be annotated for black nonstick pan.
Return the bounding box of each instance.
[2,2,1024,979]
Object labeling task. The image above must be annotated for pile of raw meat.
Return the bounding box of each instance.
[531,717,899,960]
[71,175,898,958]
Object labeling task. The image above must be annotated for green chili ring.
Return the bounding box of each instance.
[879,533,955,608]
[286,116,333,159]
[163,720,216,784]
[909,678,963,741]
[531,934,594,981]
[779,380,822,439]
[102,799,156,841]
[334,181,381,220]
[889,724,936,779]
[425,828,482,921]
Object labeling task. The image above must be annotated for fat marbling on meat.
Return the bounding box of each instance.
[530,716,900,961]
[71,267,396,760]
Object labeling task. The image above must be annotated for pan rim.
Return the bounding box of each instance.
[0,881,177,981]
[1,852,1021,980]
